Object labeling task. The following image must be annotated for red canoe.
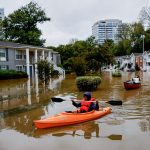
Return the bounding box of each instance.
[33,107,111,129]
[124,81,141,90]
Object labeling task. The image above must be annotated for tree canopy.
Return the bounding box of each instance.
[54,36,114,75]
[1,1,50,46]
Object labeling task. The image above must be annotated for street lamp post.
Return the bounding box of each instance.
[142,35,145,54]
[141,35,145,71]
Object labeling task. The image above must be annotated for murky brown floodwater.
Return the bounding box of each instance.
[0,71,150,150]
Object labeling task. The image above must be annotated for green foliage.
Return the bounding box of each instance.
[54,36,115,74]
[1,1,50,46]
[0,20,4,40]
[144,29,150,51]
[86,59,99,72]
[63,58,74,73]
[37,59,54,84]
[72,57,86,76]
[115,22,146,55]
[112,72,122,77]
[115,39,132,56]
[0,70,28,79]
[117,23,131,40]
[76,76,101,91]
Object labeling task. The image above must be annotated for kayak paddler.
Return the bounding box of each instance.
[72,92,99,113]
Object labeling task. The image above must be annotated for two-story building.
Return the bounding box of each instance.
[115,55,133,71]
[115,53,145,71]
[131,53,143,70]
[0,41,65,77]
[143,51,150,71]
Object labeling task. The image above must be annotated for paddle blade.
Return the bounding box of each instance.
[106,100,122,105]
[51,97,65,102]
[107,134,122,140]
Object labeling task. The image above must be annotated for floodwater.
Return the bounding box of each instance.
[0,71,150,150]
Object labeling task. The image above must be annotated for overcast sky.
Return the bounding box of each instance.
[1,0,149,46]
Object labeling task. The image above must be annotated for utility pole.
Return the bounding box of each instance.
[142,35,145,54]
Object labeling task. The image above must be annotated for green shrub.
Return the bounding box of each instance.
[112,71,121,77]
[37,59,54,83]
[0,70,28,80]
[51,70,59,76]
[76,76,101,91]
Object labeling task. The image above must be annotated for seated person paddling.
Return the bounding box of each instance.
[132,75,141,83]
[72,92,99,113]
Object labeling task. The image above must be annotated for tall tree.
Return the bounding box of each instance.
[0,20,4,40]
[139,7,150,27]
[130,22,145,53]
[1,1,50,46]
[144,29,150,51]
[117,23,131,40]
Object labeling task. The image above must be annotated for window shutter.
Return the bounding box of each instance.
[6,48,8,61]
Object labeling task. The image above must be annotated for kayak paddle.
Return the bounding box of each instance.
[51,97,122,106]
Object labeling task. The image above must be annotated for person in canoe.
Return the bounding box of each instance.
[132,75,141,83]
[71,92,99,113]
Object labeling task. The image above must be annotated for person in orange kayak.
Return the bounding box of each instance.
[72,92,99,113]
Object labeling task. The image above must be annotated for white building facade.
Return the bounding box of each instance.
[92,19,122,45]
[0,41,65,78]
[143,51,150,71]
[115,52,150,72]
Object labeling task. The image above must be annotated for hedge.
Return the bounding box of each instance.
[0,70,28,80]
[76,76,101,91]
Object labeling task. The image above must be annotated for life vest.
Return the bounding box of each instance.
[80,101,92,112]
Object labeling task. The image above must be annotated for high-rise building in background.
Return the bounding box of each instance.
[0,8,4,20]
[92,19,122,45]
[0,8,4,39]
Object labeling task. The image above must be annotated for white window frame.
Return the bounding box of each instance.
[0,65,7,70]
[15,50,23,60]
[0,49,6,61]
[16,65,24,71]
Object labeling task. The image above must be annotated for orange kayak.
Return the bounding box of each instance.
[33,107,111,129]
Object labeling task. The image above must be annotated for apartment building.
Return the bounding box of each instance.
[0,41,65,77]
[92,19,122,45]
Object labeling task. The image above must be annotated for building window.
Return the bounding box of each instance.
[16,50,23,60]
[0,49,6,61]
[0,65,8,70]
[24,54,26,60]
[16,65,23,71]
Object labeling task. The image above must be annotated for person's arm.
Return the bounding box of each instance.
[95,101,99,110]
[89,101,99,111]
[72,100,81,108]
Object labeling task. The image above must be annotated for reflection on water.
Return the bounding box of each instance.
[34,121,100,139]
[0,71,150,149]
[33,120,122,140]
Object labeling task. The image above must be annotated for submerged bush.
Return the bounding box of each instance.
[37,59,54,84]
[76,76,101,91]
[0,70,28,79]
[112,72,121,77]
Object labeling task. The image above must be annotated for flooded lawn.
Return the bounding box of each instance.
[0,71,150,150]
